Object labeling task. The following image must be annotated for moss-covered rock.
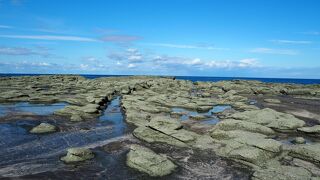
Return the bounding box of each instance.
[29,123,57,134]
[292,137,306,144]
[212,119,275,135]
[148,116,182,131]
[60,147,94,163]
[126,145,177,177]
[230,108,305,131]
[298,125,320,134]
[290,144,320,165]
[252,165,312,180]
[133,126,187,147]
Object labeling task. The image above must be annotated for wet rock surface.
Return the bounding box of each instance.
[0,75,319,179]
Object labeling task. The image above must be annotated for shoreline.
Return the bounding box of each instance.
[1,73,320,84]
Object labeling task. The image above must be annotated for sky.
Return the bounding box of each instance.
[0,0,319,78]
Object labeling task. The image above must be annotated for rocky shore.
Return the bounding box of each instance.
[0,75,319,179]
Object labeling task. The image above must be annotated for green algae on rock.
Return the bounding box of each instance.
[29,123,57,134]
[60,147,94,163]
[230,108,305,131]
[252,165,312,180]
[290,144,320,165]
[126,145,177,177]
[133,126,187,147]
[298,125,320,134]
[292,137,306,144]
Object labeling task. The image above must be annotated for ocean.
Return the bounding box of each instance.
[0,73,320,85]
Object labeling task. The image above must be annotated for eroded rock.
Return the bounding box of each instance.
[60,147,94,163]
[126,145,176,177]
[230,108,305,131]
[29,123,57,134]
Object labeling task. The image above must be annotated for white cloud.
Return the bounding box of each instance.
[182,58,203,65]
[128,55,142,61]
[128,63,136,68]
[0,25,13,29]
[301,31,320,35]
[238,58,259,67]
[79,64,89,70]
[270,39,312,44]
[108,48,144,63]
[0,35,98,42]
[101,35,141,43]
[250,48,298,55]
[0,46,53,57]
[19,61,55,67]
[107,47,260,72]
[37,62,50,66]
[153,55,260,69]
[144,43,228,50]
[82,56,101,63]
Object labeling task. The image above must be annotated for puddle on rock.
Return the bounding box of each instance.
[200,118,220,125]
[172,105,231,125]
[0,96,132,178]
[0,102,68,117]
[273,133,318,145]
[97,96,126,136]
[248,99,257,105]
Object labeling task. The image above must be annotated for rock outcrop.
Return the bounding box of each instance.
[126,145,176,177]
[61,147,94,163]
[29,123,57,134]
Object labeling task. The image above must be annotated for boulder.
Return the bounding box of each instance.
[60,147,94,163]
[126,145,177,177]
[292,137,306,144]
[29,123,57,134]
[70,114,83,122]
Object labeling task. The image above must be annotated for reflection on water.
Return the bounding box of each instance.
[0,120,39,148]
[0,102,67,116]
[98,96,126,136]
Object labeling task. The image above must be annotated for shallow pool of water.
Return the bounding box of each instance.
[0,102,68,117]
[0,96,130,177]
[200,118,220,125]
[98,96,126,136]
[274,134,317,145]
[172,105,231,124]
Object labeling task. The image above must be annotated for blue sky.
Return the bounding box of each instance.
[0,0,319,78]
